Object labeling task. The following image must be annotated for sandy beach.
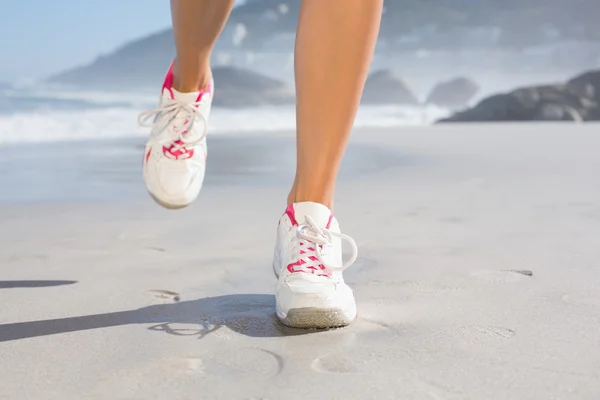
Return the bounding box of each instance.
[1,124,599,399]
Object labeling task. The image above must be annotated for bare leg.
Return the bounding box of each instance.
[290,0,383,208]
[170,0,236,92]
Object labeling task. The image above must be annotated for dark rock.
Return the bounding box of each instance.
[214,66,284,92]
[46,0,600,91]
[566,70,600,120]
[426,77,479,109]
[50,59,294,107]
[567,70,600,101]
[438,70,600,122]
[48,29,175,90]
[534,103,583,122]
[437,93,524,122]
[362,70,418,105]
[212,67,294,107]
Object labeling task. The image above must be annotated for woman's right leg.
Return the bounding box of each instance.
[170,0,236,92]
[141,0,235,209]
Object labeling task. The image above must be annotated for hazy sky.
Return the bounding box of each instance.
[0,0,243,82]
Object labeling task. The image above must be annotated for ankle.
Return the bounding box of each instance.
[172,59,212,93]
[287,188,333,210]
[173,72,212,93]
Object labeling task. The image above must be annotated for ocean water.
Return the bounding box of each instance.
[0,86,450,145]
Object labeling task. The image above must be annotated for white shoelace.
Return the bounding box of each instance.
[137,98,208,150]
[293,215,358,274]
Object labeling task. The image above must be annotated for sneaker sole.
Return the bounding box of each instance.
[277,307,356,329]
[148,191,189,210]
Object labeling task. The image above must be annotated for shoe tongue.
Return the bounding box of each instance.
[292,202,332,229]
[168,88,201,103]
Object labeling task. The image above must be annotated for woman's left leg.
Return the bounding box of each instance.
[289,0,384,208]
[273,0,383,329]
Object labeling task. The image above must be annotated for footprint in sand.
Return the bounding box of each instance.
[203,348,283,379]
[307,319,403,375]
[311,354,359,374]
[7,254,47,262]
[461,326,515,342]
[145,246,166,253]
[168,348,283,379]
[561,294,600,308]
[145,289,181,302]
[439,216,467,224]
[413,378,464,399]
[432,326,516,345]
[470,270,532,283]
[168,357,205,373]
[358,318,400,336]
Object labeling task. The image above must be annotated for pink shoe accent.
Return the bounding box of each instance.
[196,82,212,103]
[163,141,195,160]
[285,204,298,227]
[145,147,152,164]
[283,203,335,278]
[284,203,333,229]
[158,63,211,161]
[162,61,212,102]
[287,259,333,277]
[286,238,333,278]
[162,63,176,100]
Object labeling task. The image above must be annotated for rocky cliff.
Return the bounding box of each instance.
[48,0,600,90]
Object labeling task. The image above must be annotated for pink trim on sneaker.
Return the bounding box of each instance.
[162,141,194,160]
[285,204,298,227]
[326,214,334,229]
[196,82,212,102]
[282,204,334,229]
[284,204,335,278]
[287,259,332,277]
[162,63,176,100]
[163,61,212,102]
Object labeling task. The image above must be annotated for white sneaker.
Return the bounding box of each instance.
[273,202,358,328]
[138,63,213,209]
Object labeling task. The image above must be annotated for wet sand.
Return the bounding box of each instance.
[1,124,599,399]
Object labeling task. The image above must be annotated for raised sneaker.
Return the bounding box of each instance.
[138,63,213,209]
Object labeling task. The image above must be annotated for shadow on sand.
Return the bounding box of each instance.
[0,294,315,342]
